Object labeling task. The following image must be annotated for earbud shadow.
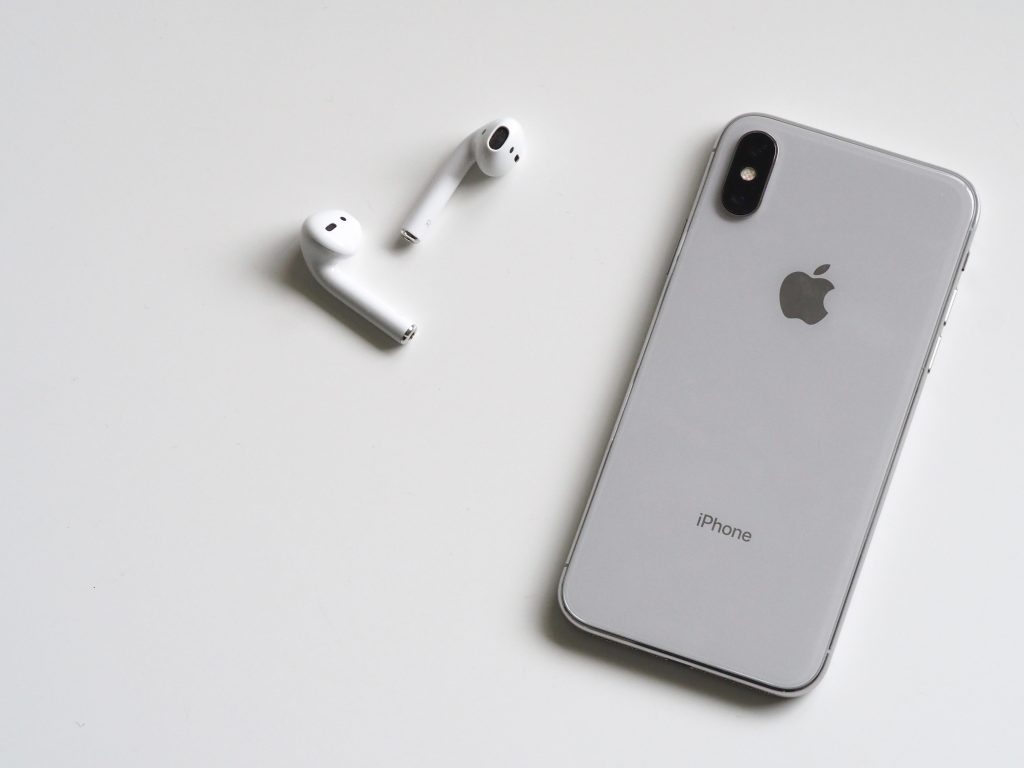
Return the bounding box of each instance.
[272,241,404,352]
[456,163,492,191]
[389,233,416,252]
[538,138,788,709]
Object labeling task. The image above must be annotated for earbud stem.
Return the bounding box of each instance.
[313,265,417,344]
[399,134,475,244]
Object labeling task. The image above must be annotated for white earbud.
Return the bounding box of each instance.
[400,117,526,244]
[300,210,417,344]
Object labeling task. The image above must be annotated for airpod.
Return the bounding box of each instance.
[400,117,526,244]
[300,210,417,344]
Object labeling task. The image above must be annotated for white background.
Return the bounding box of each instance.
[2,1,1022,765]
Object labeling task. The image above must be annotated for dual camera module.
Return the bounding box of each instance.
[721,131,777,216]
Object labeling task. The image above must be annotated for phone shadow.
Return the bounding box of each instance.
[537,137,792,710]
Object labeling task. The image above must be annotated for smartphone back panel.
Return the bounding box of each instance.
[559,114,977,694]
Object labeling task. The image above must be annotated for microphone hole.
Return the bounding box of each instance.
[514,155,520,162]
[325,223,337,231]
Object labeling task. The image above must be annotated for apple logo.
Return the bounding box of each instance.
[779,264,834,325]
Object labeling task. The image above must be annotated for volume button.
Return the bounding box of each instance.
[927,336,943,373]
[943,289,958,327]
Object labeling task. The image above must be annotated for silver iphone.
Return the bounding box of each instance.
[559,114,978,695]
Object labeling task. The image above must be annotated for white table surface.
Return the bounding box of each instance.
[3,1,1022,765]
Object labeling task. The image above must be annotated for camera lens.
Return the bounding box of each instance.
[745,136,772,158]
[720,131,777,216]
